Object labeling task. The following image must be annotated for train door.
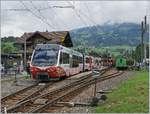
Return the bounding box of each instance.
[59,51,70,77]
[71,54,80,75]
[69,54,72,76]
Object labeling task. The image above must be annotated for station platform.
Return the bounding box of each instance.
[67,71,92,80]
[67,66,108,80]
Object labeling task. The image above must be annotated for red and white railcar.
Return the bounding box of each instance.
[93,57,102,69]
[30,44,92,81]
[84,56,93,71]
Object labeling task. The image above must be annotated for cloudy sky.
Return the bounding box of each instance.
[1,1,149,37]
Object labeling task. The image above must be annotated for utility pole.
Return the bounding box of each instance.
[144,16,147,64]
[141,21,144,64]
[141,15,148,67]
[23,35,27,71]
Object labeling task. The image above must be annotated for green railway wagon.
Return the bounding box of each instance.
[116,57,127,70]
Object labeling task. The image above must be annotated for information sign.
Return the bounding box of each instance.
[92,69,100,78]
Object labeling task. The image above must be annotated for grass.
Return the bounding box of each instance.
[95,70,149,113]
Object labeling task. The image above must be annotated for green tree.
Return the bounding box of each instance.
[133,43,149,62]
[1,42,18,54]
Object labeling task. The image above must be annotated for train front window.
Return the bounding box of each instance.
[32,49,58,67]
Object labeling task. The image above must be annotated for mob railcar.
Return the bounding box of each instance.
[115,57,127,70]
[30,44,92,81]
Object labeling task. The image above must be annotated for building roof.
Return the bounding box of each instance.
[15,31,73,47]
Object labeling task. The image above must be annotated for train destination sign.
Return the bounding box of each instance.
[35,44,59,50]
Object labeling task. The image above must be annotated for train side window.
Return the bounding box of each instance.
[86,58,89,63]
[79,56,83,63]
[60,52,69,64]
[72,55,79,67]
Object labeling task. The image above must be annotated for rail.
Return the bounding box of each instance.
[6,70,123,113]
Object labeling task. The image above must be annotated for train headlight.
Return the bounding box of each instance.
[31,67,38,72]
[47,69,51,72]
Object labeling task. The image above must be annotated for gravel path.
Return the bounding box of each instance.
[53,70,136,113]
[1,79,37,98]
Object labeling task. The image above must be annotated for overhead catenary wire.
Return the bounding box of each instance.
[46,1,70,31]
[67,1,98,36]
[68,1,100,33]
[19,0,55,30]
[78,3,101,31]
[29,1,56,30]
[84,2,97,25]
[67,1,87,25]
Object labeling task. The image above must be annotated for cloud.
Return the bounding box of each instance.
[1,1,149,37]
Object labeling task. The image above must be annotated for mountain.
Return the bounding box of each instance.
[70,23,149,47]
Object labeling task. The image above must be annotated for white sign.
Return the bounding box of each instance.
[92,69,100,78]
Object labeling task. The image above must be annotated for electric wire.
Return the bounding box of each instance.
[30,1,56,29]
[46,1,69,30]
[19,0,54,30]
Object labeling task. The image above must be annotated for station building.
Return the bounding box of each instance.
[14,31,73,62]
[15,31,73,58]
[1,31,73,71]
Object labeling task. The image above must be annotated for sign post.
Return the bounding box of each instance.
[92,69,100,97]
[13,62,17,85]
[91,69,100,106]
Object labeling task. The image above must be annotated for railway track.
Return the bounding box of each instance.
[39,71,123,113]
[1,82,55,112]
[3,72,94,113]
[1,70,99,112]
[4,69,123,113]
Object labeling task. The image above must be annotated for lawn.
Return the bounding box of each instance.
[95,70,149,113]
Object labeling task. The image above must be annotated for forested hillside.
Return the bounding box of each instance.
[1,23,149,57]
[70,23,149,47]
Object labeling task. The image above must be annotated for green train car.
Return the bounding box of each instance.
[115,57,127,70]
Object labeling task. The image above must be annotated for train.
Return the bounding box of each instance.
[29,44,117,81]
[115,57,128,70]
[30,44,94,81]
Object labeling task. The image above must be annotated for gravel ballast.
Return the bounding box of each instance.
[54,70,135,113]
[1,69,135,113]
[1,71,91,98]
